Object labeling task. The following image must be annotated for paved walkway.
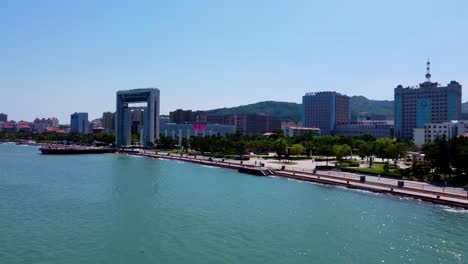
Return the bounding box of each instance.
[247,157,468,197]
[126,150,468,208]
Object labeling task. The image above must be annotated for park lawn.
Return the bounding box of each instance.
[339,163,401,177]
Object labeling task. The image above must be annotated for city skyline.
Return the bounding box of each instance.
[1,0,468,121]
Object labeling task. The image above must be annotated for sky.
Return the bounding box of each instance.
[1,0,467,122]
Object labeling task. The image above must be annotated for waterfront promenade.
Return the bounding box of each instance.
[121,150,468,209]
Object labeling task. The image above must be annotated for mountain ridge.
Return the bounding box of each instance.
[201,97,468,122]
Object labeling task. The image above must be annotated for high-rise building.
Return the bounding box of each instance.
[0,113,7,122]
[102,112,115,133]
[116,88,160,147]
[302,91,350,135]
[70,112,89,134]
[394,61,462,140]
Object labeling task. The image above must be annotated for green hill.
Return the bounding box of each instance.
[202,98,468,122]
[350,96,394,120]
[204,101,302,122]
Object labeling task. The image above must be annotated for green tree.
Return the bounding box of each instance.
[374,138,393,162]
[333,144,352,161]
[359,141,375,167]
[290,144,306,156]
[272,138,288,161]
[411,161,432,180]
[317,145,334,166]
[422,137,451,175]
[450,137,468,176]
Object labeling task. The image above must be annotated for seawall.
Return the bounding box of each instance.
[119,150,468,209]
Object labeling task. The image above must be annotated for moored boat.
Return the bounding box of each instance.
[39,145,116,154]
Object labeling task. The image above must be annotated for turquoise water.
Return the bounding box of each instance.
[0,144,467,264]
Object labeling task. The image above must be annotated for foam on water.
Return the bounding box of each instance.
[128,155,145,158]
[438,205,468,214]
[201,165,218,169]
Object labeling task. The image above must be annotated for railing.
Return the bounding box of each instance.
[283,167,468,199]
[126,150,468,200]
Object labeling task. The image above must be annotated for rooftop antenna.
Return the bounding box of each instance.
[425,57,431,82]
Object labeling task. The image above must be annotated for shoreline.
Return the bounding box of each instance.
[120,150,468,210]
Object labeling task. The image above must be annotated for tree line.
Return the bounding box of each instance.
[2,130,467,184]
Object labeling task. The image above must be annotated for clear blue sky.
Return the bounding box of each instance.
[1,0,467,122]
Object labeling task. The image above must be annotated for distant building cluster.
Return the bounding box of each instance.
[301,91,393,139]
[0,114,62,133]
[1,61,464,148]
[300,60,464,144]
[165,111,281,136]
[33,118,60,133]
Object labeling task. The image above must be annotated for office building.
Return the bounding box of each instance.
[195,114,227,124]
[116,88,160,147]
[160,123,236,139]
[0,113,7,122]
[70,112,89,134]
[235,114,281,135]
[395,61,462,140]
[302,91,350,135]
[413,120,468,148]
[334,121,394,139]
[169,109,196,124]
[193,113,281,135]
[283,127,320,137]
[102,112,115,133]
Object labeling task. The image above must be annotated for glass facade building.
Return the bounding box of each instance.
[0,113,7,123]
[394,81,462,141]
[302,91,350,135]
[70,112,89,134]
